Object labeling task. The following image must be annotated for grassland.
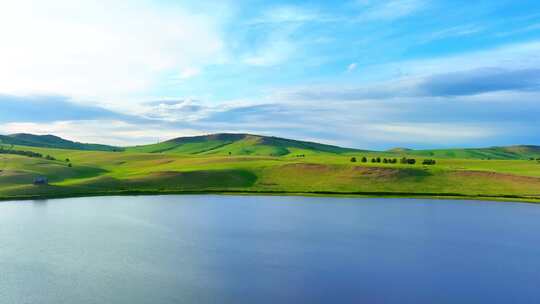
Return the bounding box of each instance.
[1,134,540,203]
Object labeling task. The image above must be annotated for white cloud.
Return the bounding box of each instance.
[247,5,324,25]
[0,120,204,146]
[366,123,495,143]
[242,31,297,67]
[357,0,426,21]
[241,6,323,67]
[392,41,540,77]
[420,25,484,43]
[179,67,202,80]
[347,63,358,72]
[141,99,212,122]
[274,40,540,100]
[0,0,227,104]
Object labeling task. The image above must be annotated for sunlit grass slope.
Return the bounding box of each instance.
[2,140,540,202]
[390,145,540,160]
[127,133,361,156]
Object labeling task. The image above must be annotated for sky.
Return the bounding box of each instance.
[1,0,540,149]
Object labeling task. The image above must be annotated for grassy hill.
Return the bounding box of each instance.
[127,133,361,156]
[0,133,122,152]
[3,132,539,160]
[389,146,540,160]
[2,133,540,202]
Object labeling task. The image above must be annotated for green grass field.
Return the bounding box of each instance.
[2,133,540,202]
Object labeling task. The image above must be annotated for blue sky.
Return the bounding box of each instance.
[1,0,540,149]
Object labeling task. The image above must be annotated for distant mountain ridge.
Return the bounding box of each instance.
[0,133,121,151]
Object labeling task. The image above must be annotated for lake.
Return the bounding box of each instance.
[1,195,539,303]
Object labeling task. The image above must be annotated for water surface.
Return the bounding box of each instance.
[1,195,539,303]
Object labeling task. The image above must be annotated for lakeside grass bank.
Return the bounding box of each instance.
[2,143,540,204]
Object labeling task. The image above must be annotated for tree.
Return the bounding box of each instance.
[383,158,388,164]
[400,157,408,164]
[68,163,72,167]
[376,157,381,163]
[422,159,436,165]
[407,158,416,165]
[371,158,376,163]
[350,157,357,163]
[361,156,367,163]
[45,155,56,161]
[65,158,70,162]
[0,148,42,158]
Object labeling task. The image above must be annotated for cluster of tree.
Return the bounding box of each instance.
[0,146,74,168]
[422,159,437,165]
[0,147,43,158]
[296,154,306,158]
[529,157,540,162]
[351,155,436,166]
[351,156,438,166]
[374,157,398,164]
[45,155,56,161]
[352,156,399,164]
[400,157,417,164]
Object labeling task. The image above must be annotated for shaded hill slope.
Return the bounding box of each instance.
[0,133,122,151]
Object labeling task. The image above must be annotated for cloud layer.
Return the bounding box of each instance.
[0,0,226,102]
[1,1,540,149]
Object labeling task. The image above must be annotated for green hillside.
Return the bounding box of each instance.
[127,133,361,156]
[3,133,540,160]
[1,133,540,202]
[1,143,540,202]
[390,145,540,160]
[0,133,122,152]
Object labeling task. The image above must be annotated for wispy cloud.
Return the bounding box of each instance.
[0,94,132,123]
[274,41,540,101]
[246,5,329,25]
[0,0,228,102]
[356,0,426,21]
[420,24,485,43]
[0,120,204,146]
[365,123,496,143]
[242,36,297,67]
[2,0,540,149]
[347,63,358,72]
[420,68,540,96]
[495,22,540,37]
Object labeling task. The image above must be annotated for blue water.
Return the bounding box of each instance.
[1,195,540,304]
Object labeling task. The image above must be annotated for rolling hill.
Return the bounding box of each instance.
[0,133,122,152]
[2,132,540,160]
[126,133,361,156]
[2,132,540,202]
[389,145,540,160]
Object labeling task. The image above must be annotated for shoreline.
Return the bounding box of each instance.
[1,189,539,204]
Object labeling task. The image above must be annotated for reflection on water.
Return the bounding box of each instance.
[1,195,540,304]
[32,199,48,206]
